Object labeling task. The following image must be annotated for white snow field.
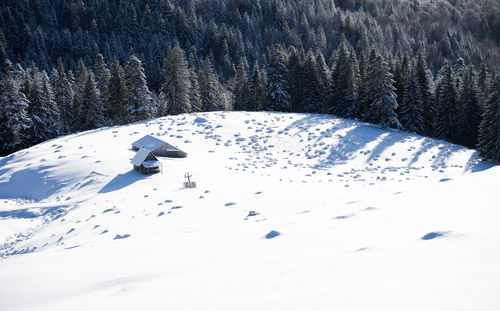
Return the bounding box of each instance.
[0,111,499,311]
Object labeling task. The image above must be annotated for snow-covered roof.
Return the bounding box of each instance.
[131,148,159,166]
[132,135,167,151]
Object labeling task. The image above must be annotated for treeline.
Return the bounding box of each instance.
[1,38,500,161]
[1,0,500,161]
[1,0,500,81]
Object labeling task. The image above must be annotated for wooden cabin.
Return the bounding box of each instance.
[132,135,187,158]
[131,148,161,174]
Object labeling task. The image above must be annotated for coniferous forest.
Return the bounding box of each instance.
[1,0,500,160]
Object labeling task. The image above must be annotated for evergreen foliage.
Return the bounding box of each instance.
[198,58,227,112]
[160,42,192,116]
[125,55,155,121]
[363,51,401,129]
[106,57,128,124]
[0,60,31,154]
[478,75,500,161]
[267,45,291,112]
[329,41,358,119]
[434,60,461,142]
[233,60,251,111]
[458,67,482,148]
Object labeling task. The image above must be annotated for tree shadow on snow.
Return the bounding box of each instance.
[98,171,146,194]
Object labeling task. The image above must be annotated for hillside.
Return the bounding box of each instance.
[0,111,499,310]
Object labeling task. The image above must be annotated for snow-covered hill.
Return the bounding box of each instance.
[0,112,499,311]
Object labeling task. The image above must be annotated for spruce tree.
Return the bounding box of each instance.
[160,43,192,115]
[198,57,227,112]
[415,52,435,136]
[287,47,303,112]
[434,60,460,143]
[125,55,155,121]
[0,60,31,155]
[107,57,128,124]
[26,67,60,143]
[458,67,482,148]
[189,67,202,112]
[316,52,331,114]
[53,58,74,134]
[79,73,105,131]
[399,69,425,134]
[250,61,267,111]
[94,54,111,106]
[478,75,500,161]
[330,42,358,119]
[72,59,89,128]
[233,60,251,111]
[266,44,291,112]
[300,50,321,113]
[363,51,401,129]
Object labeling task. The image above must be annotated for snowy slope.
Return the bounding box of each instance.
[0,111,499,311]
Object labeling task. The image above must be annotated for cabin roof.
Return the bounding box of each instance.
[132,135,167,151]
[131,148,159,166]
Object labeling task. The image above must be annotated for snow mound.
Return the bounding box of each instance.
[0,111,499,311]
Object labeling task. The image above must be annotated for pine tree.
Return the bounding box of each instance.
[250,61,267,111]
[106,57,128,124]
[330,42,358,119]
[198,57,227,112]
[26,67,60,143]
[266,44,291,112]
[434,60,460,143]
[393,54,410,121]
[477,75,500,161]
[160,42,192,115]
[286,47,303,112]
[363,51,401,129]
[72,59,89,128]
[0,59,31,155]
[458,67,482,148]
[415,52,435,136]
[300,50,321,113]
[125,55,155,121]
[189,67,202,112]
[94,54,111,106]
[399,69,425,134]
[316,52,331,114]
[233,60,251,111]
[79,73,105,131]
[53,58,74,134]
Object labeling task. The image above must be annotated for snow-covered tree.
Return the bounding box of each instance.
[250,61,267,111]
[233,60,251,111]
[160,42,191,116]
[266,44,291,112]
[0,60,31,155]
[434,60,460,142]
[330,41,358,119]
[106,57,128,124]
[189,67,202,112]
[125,55,155,121]
[399,69,425,134]
[198,57,227,112]
[53,58,74,134]
[363,51,401,129]
[457,67,482,148]
[300,50,321,113]
[79,73,105,131]
[26,67,60,143]
[478,75,500,161]
[415,52,435,136]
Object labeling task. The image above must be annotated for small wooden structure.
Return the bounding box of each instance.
[183,172,196,188]
[131,148,161,174]
[132,135,187,158]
